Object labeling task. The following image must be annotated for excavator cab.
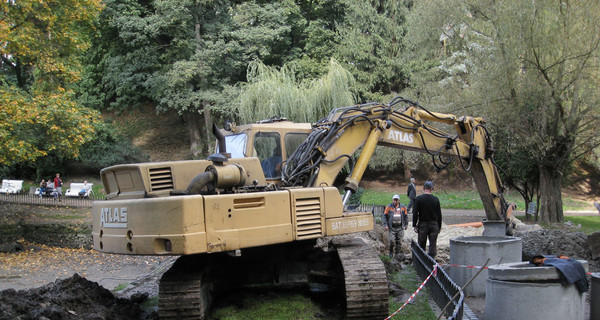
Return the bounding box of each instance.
[217,118,312,182]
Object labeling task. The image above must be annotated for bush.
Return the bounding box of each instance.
[68,121,149,173]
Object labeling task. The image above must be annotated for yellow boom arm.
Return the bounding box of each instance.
[282,97,506,221]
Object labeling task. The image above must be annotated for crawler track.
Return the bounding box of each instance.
[333,237,389,319]
[158,255,212,320]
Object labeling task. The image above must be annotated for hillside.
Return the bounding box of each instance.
[107,105,191,162]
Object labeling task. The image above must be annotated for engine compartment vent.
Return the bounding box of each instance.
[294,197,323,240]
[149,167,174,191]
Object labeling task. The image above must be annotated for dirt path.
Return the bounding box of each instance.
[0,202,174,297]
[0,243,173,293]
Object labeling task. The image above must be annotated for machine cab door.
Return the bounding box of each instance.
[254,132,282,179]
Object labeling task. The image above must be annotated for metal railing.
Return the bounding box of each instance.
[0,193,104,207]
[412,239,464,320]
[347,202,385,216]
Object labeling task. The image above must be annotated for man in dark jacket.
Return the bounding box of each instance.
[384,194,408,258]
[412,181,442,258]
[407,178,416,213]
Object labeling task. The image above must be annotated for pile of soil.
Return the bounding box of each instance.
[0,274,156,320]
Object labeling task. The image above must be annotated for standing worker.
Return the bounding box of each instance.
[407,177,416,213]
[412,181,442,258]
[383,194,408,258]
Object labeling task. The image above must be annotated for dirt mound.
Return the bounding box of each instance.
[519,229,599,272]
[0,274,156,320]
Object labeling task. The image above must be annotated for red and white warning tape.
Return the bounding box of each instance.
[385,264,438,320]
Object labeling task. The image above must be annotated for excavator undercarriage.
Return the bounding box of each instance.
[158,237,388,319]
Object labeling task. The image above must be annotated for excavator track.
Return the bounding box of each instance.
[333,237,390,319]
[158,255,212,320]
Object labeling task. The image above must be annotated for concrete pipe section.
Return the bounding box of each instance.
[449,236,522,297]
[486,261,589,320]
[482,220,505,236]
[592,273,600,320]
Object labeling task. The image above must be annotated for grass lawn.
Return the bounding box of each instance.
[358,188,595,212]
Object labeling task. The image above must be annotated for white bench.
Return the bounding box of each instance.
[65,183,93,198]
[0,179,24,194]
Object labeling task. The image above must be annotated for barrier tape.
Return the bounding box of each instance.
[444,263,593,275]
[385,264,438,320]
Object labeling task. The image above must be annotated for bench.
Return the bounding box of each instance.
[65,183,93,198]
[0,179,24,194]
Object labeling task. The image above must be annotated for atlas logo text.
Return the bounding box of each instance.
[101,207,128,228]
[387,130,414,143]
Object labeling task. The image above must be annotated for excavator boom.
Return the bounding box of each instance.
[283,97,506,221]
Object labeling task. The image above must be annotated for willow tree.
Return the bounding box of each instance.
[406,0,600,222]
[238,59,356,124]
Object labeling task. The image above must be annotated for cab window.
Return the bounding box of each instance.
[254,132,282,178]
[284,132,309,157]
[219,133,247,158]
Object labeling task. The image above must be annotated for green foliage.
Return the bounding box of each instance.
[209,291,327,320]
[237,59,355,123]
[359,189,401,206]
[112,283,129,292]
[0,88,100,167]
[404,0,600,222]
[74,121,149,172]
[88,0,300,115]
[0,0,101,90]
[333,1,411,101]
[390,265,436,319]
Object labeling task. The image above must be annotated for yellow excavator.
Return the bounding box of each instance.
[92,97,506,319]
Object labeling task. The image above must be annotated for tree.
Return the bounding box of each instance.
[84,0,417,159]
[237,59,355,124]
[333,0,411,102]
[406,0,600,222]
[88,0,301,157]
[0,0,102,170]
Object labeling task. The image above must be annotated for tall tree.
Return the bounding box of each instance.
[333,0,411,102]
[0,0,101,168]
[406,0,600,222]
[238,59,355,124]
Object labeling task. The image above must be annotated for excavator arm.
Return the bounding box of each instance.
[283,97,506,221]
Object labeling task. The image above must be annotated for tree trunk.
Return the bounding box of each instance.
[402,157,411,181]
[202,101,212,156]
[183,111,203,159]
[538,165,564,223]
